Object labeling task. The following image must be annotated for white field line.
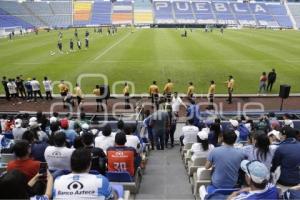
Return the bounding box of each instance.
[92,33,131,61]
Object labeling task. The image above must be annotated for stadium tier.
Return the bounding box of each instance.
[112,1,133,24]
[134,0,153,24]
[0,0,298,28]
[288,3,300,28]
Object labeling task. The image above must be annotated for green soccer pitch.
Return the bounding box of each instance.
[0,27,300,95]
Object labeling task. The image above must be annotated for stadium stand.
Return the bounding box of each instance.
[112,1,133,25]
[0,8,33,28]
[91,1,112,25]
[134,0,153,24]
[288,3,300,29]
[73,1,93,26]
[0,0,298,29]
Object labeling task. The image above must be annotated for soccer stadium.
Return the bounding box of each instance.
[0,0,300,199]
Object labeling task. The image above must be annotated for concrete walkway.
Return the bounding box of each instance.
[136,146,193,199]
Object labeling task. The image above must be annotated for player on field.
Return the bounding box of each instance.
[93,85,103,112]
[74,28,78,38]
[69,39,74,51]
[77,39,82,50]
[187,82,195,99]
[74,83,83,107]
[123,82,130,109]
[58,80,69,108]
[31,78,43,102]
[57,39,63,52]
[43,76,52,100]
[207,80,216,110]
[16,76,26,99]
[221,26,224,34]
[85,37,89,49]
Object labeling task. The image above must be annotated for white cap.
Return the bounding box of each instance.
[50,116,58,123]
[229,119,239,127]
[29,117,38,126]
[81,123,89,130]
[284,119,294,128]
[198,128,209,140]
[268,130,280,140]
[15,119,22,128]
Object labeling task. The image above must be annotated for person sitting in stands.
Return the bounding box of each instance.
[59,118,77,146]
[95,124,115,152]
[124,124,141,152]
[271,127,300,187]
[180,119,199,146]
[22,130,48,162]
[44,132,74,171]
[227,160,278,200]
[190,128,214,162]
[53,148,115,199]
[81,132,107,175]
[7,140,40,182]
[205,130,246,193]
[107,132,139,177]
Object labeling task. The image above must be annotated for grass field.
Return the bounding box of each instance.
[0,28,300,95]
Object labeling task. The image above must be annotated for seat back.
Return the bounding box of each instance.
[197,168,212,180]
[106,171,134,182]
[205,188,240,199]
[0,153,15,164]
[193,157,207,166]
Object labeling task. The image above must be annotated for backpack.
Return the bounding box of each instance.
[238,123,250,141]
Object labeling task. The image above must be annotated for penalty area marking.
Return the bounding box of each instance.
[92,32,131,61]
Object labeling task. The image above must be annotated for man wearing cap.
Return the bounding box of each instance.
[12,119,27,140]
[271,127,300,187]
[205,130,246,192]
[227,160,278,200]
[190,128,214,162]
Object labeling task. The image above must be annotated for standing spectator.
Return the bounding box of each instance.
[187,82,195,99]
[225,75,234,104]
[171,92,186,115]
[163,79,173,102]
[93,85,103,112]
[207,80,216,110]
[16,76,26,99]
[43,76,53,100]
[82,132,107,175]
[123,82,130,109]
[95,124,115,152]
[150,108,170,150]
[74,83,83,107]
[53,149,114,199]
[31,78,43,102]
[12,118,27,140]
[143,109,155,150]
[7,78,18,99]
[186,99,201,127]
[258,72,267,94]
[24,78,33,101]
[271,127,300,187]
[205,130,246,192]
[2,76,10,100]
[149,81,159,109]
[167,112,178,148]
[7,140,40,182]
[267,69,277,92]
[180,119,199,146]
[44,132,74,171]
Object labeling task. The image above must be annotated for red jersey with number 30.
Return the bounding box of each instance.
[107,146,136,176]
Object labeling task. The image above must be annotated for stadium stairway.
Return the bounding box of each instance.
[136,145,194,199]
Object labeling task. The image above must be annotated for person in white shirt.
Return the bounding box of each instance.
[30,78,43,102]
[53,148,115,200]
[124,125,141,152]
[44,132,74,171]
[171,92,186,115]
[190,128,214,161]
[7,79,17,98]
[180,119,199,146]
[95,124,115,152]
[12,118,27,140]
[43,76,52,100]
